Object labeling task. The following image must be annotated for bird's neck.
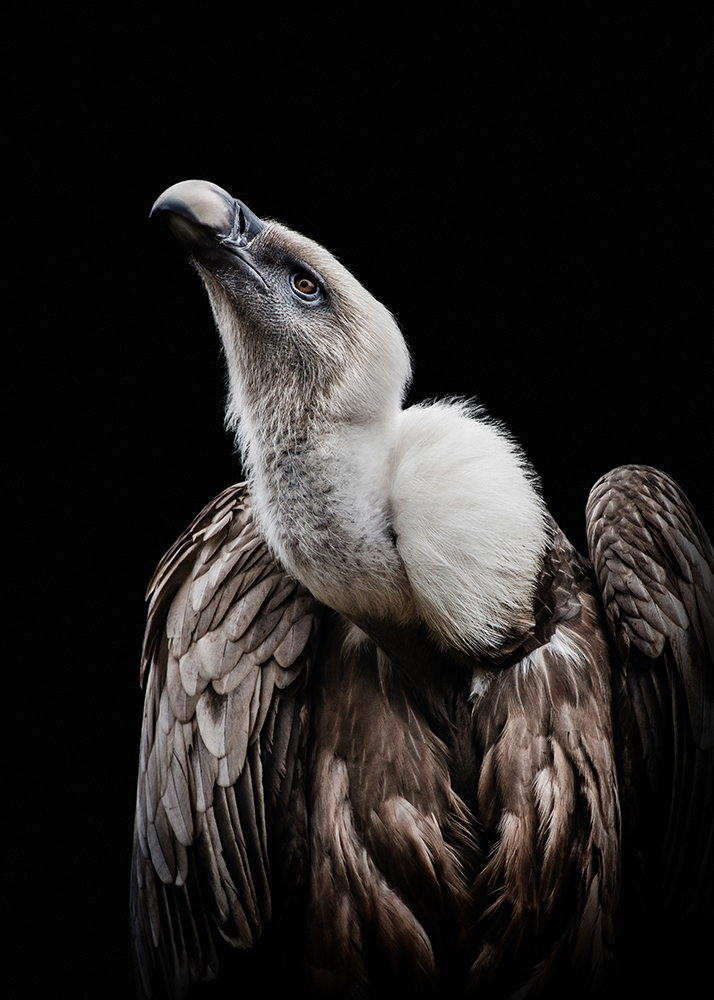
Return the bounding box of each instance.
[240,401,549,660]
[243,414,416,627]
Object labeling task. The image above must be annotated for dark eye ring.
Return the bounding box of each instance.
[291,271,320,298]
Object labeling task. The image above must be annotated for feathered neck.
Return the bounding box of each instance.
[241,408,415,627]
[239,400,549,659]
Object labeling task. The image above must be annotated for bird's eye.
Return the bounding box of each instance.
[291,271,320,299]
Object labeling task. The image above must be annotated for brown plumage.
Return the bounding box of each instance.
[131,181,714,998]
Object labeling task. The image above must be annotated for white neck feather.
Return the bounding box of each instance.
[388,401,549,654]
[242,408,414,624]
[243,400,548,657]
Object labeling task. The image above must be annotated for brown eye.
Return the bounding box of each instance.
[291,271,320,298]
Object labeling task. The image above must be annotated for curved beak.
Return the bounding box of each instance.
[151,179,268,288]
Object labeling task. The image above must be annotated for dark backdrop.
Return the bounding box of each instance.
[14,10,709,997]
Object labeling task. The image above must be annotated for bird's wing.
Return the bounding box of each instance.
[469,527,621,993]
[585,464,714,942]
[586,465,713,747]
[131,483,322,998]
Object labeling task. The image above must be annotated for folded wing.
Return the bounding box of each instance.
[131,484,322,998]
[586,464,714,948]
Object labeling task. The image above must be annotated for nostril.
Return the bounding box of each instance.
[233,200,266,246]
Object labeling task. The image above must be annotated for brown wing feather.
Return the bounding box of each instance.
[585,464,714,970]
[470,528,620,996]
[586,464,714,748]
[131,484,323,998]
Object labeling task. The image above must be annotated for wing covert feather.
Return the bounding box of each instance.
[586,465,714,748]
[470,530,620,994]
[586,465,714,956]
[132,484,322,998]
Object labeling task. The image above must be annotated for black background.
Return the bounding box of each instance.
[13,9,710,997]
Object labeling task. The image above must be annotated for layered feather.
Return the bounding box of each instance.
[132,485,322,997]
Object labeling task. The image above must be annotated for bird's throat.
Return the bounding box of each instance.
[244,420,415,628]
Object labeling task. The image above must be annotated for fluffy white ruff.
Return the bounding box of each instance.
[389,401,548,655]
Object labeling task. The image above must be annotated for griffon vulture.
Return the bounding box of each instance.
[131,180,713,998]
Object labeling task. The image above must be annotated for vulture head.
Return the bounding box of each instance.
[152,179,411,433]
[151,180,547,659]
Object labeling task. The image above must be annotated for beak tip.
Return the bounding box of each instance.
[150,180,236,235]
